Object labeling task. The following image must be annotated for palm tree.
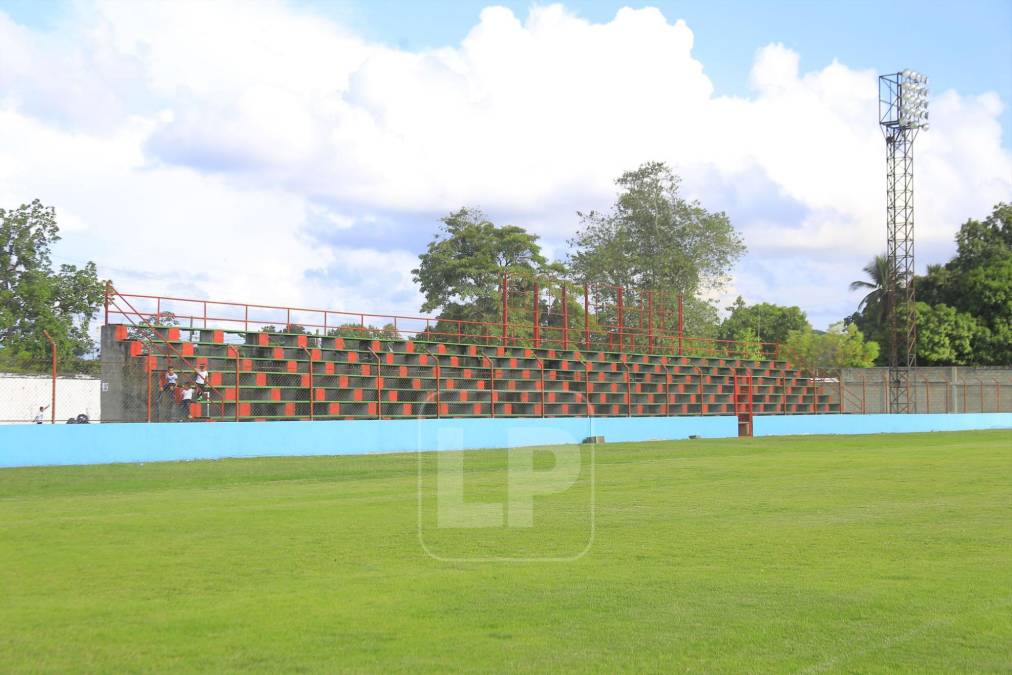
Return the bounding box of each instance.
[849,254,891,316]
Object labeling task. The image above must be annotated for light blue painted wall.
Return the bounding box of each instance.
[0,416,738,468]
[1,414,1007,469]
[753,413,1012,436]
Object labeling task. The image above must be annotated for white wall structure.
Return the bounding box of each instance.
[0,373,101,424]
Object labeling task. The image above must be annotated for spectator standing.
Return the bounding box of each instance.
[180,382,195,420]
[194,365,209,398]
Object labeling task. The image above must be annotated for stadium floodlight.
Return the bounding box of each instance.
[878,69,930,413]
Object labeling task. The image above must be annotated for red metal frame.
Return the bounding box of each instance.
[105,282,782,361]
[107,288,227,419]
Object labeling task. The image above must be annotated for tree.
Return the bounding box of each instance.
[912,202,1010,365]
[914,302,978,366]
[569,162,745,292]
[717,297,810,346]
[849,254,890,319]
[412,207,561,336]
[782,323,879,373]
[0,200,106,371]
[568,162,745,337]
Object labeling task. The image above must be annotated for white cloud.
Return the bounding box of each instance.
[0,1,1008,331]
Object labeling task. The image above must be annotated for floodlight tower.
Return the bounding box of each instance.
[879,69,929,413]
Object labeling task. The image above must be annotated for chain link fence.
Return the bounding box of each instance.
[0,371,101,424]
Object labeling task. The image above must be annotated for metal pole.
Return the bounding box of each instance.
[862,374,867,414]
[483,354,495,419]
[42,330,56,424]
[561,284,569,350]
[692,366,704,414]
[662,362,673,417]
[531,352,545,418]
[235,349,241,422]
[501,274,509,346]
[103,282,110,325]
[647,291,654,353]
[303,347,314,421]
[617,287,624,353]
[533,282,540,348]
[621,361,632,417]
[422,347,441,419]
[583,284,590,351]
[370,350,382,419]
[677,293,684,355]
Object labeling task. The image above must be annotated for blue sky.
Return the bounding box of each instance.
[8,0,1012,141]
[312,0,1012,141]
[0,0,1009,330]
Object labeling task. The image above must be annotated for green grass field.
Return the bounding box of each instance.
[1,430,1010,672]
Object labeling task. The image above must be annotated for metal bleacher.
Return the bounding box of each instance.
[104,323,838,424]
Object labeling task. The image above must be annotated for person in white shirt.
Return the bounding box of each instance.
[194,366,209,398]
[33,405,49,424]
[180,383,195,420]
[163,366,178,391]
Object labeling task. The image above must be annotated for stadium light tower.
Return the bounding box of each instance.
[879,69,929,413]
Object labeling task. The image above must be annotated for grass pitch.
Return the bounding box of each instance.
[1,430,1010,672]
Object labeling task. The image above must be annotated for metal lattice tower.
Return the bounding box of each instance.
[879,70,929,413]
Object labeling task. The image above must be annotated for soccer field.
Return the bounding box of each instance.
[1,431,1009,672]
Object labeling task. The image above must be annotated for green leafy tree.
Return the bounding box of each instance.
[0,200,106,371]
[731,326,764,361]
[849,254,890,321]
[568,162,745,338]
[718,297,810,345]
[915,203,1010,364]
[412,207,563,340]
[914,302,978,366]
[782,323,879,373]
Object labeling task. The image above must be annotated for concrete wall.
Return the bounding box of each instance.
[1,416,736,468]
[0,373,101,424]
[1,413,1009,469]
[839,367,1012,414]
